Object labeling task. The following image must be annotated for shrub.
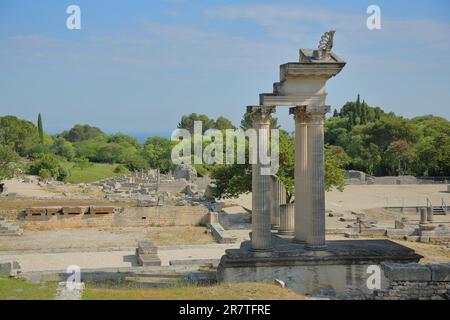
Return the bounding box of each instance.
[114,164,127,174]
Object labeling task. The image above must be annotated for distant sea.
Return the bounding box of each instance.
[125,131,173,143]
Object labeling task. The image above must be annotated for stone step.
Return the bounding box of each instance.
[0,230,23,236]
[136,254,162,267]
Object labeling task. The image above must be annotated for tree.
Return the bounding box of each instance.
[61,124,106,142]
[144,136,176,173]
[333,109,339,117]
[178,113,216,134]
[37,113,44,144]
[51,137,75,160]
[384,140,415,175]
[215,116,236,130]
[0,115,40,156]
[0,145,20,182]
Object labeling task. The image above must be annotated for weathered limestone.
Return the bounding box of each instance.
[420,208,427,224]
[279,204,294,235]
[271,175,287,229]
[135,241,161,266]
[0,260,21,276]
[248,105,275,253]
[290,106,308,243]
[427,206,434,222]
[375,263,450,300]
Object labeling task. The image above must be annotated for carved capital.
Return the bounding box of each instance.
[289,105,310,123]
[247,105,276,125]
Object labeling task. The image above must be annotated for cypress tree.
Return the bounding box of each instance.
[333,109,339,117]
[355,94,361,118]
[38,113,44,144]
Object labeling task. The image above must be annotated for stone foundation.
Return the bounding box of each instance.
[217,237,422,298]
[374,263,450,300]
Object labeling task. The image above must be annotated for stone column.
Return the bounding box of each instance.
[248,105,275,253]
[290,106,309,243]
[305,105,330,250]
[271,175,287,230]
[279,203,294,235]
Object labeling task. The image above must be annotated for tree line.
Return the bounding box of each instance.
[0,98,449,198]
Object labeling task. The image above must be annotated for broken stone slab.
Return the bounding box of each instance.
[386,228,416,237]
[395,220,406,229]
[207,223,237,244]
[428,263,450,281]
[382,263,431,282]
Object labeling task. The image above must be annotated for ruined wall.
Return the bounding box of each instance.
[119,205,209,227]
[374,263,450,300]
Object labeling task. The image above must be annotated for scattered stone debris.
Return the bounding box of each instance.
[0,219,23,236]
[274,279,286,288]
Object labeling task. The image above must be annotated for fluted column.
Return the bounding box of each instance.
[248,105,275,253]
[271,175,287,230]
[290,106,309,243]
[279,203,294,235]
[305,105,330,250]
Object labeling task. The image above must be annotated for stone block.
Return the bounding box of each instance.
[382,263,431,282]
[209,212,219,224]
[26,207,46,216]
[89,206,115,215]
[137,254,161,267]
[137,241,158,255]
[0,260,21,276]
[428,264,450,282]
[387,228,416,237]
[46,207,61,216]
[62,206,88,215]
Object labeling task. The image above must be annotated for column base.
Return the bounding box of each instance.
[292,237,306,244]
[271,224,280,230]
[250,247,273,258]
[305,244,328,251]
[278,231,294,236]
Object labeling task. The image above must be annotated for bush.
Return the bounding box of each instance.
[29,153,69,181]
[38,168,52,180]
[74,157,92,169]
[114,165,127,174]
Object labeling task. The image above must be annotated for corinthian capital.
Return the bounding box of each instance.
[247,105,276,125]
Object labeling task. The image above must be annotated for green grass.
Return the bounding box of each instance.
[82,281,304,300]
[62,162,129,184]
[0,277,57,300]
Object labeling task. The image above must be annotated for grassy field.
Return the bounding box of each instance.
[145,226,216,245]
[83,282,304,300]
[0,277,57,300]
[62,162,129,184]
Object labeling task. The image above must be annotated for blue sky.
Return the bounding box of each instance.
[0,0,449,137]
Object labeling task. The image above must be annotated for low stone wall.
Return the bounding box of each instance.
[119,205,209,227]
[374,263,450,300]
